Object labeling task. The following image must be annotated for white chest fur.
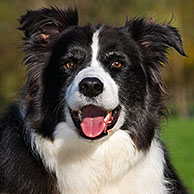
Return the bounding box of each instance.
[31,122,168,194]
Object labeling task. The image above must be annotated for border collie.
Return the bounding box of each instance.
[0,7,190,194]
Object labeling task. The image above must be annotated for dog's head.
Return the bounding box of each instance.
[19,7,185,150]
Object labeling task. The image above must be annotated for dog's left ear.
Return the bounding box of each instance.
[125,18,186,57]
[19,7,78,49]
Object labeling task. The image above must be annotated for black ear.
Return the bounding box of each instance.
[125,18,186,57]
[19,7,78,48]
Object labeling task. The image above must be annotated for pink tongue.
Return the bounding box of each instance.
[81,105,107,138]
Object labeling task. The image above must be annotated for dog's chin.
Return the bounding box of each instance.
[69,105,121,140]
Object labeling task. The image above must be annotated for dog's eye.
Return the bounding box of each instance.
[112,61,122,68]
[65,62,75,69]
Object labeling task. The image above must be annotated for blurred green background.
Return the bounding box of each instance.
[0,0,193,193]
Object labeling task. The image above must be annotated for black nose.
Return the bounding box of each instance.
[79,77,104,98]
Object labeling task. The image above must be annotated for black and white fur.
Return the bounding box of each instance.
[0,7,190,194]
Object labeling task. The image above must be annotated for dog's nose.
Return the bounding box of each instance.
[79,77,104,98]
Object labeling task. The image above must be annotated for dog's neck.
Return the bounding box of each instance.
[31,122,168,194]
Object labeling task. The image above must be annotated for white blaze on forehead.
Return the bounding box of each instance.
[91,29,101,67]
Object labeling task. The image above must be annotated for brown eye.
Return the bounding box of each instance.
[65,62,75,69]
[112,61,122,68]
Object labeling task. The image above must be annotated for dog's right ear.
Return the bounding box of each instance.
[19,7,78,49]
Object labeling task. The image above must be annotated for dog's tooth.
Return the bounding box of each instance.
[78,112,82,121]
[104,112,112,122]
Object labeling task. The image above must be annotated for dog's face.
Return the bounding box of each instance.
[20,7,185,150]
[45,25,145,141]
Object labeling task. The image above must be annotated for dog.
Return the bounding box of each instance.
[0,7,189,194]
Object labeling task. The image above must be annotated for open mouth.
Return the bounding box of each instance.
[69,105,121,140]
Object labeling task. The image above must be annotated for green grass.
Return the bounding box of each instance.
[161,117,194,193]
